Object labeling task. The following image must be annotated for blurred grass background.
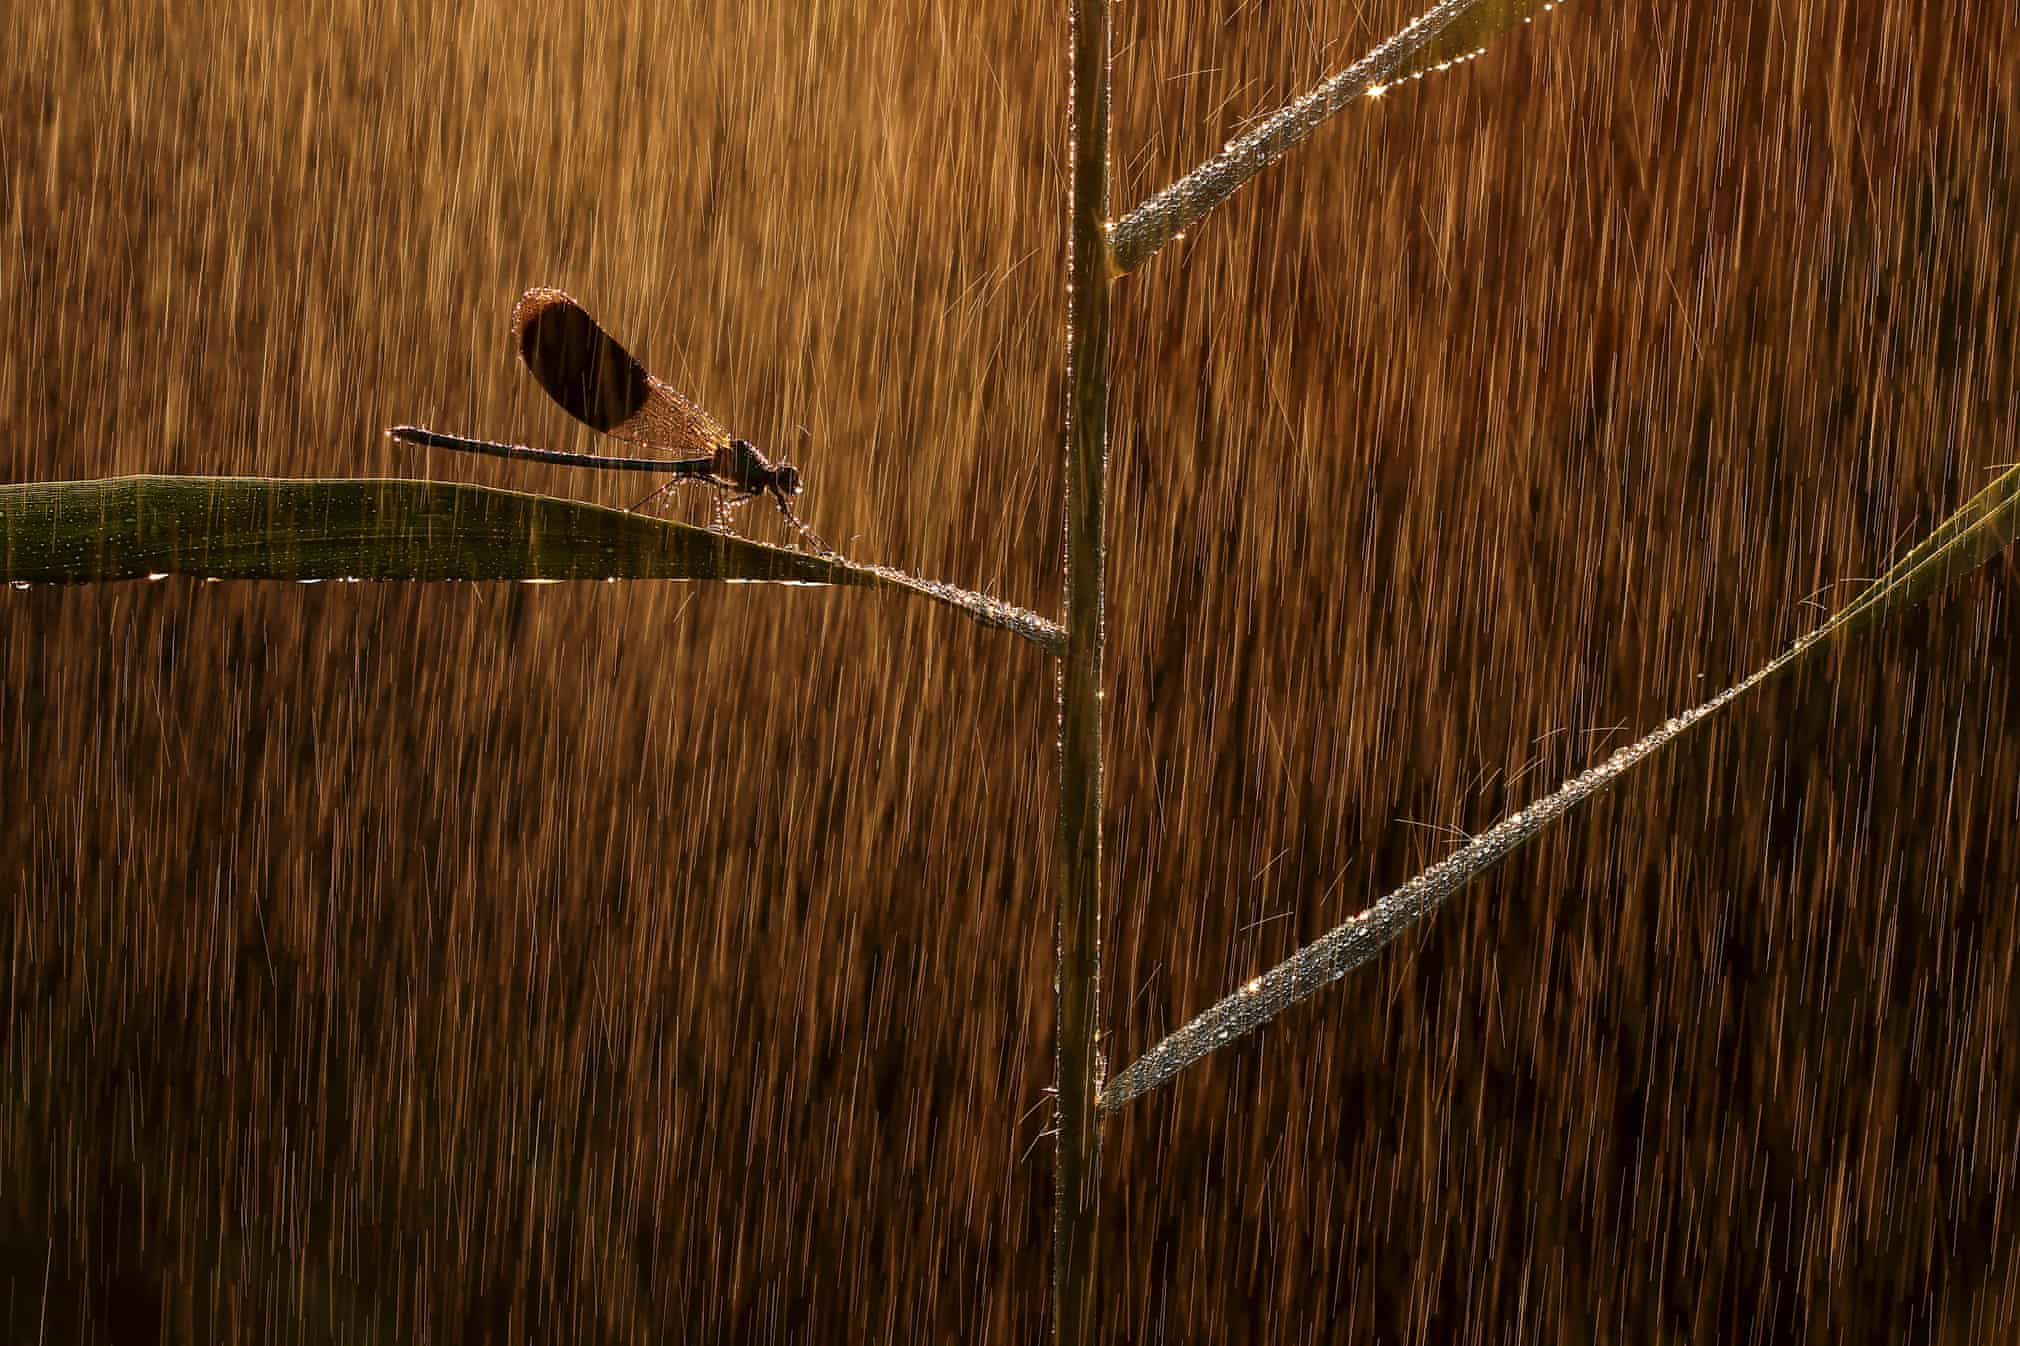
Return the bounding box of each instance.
[2,0,2016,1340]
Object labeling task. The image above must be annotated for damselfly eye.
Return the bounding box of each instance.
[775,465,803,496]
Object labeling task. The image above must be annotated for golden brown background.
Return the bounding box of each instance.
[4,0,2016,1340]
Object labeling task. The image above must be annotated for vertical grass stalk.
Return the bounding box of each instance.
[1055,0,1112,1339]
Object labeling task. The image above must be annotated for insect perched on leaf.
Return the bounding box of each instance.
[390,288,826,552]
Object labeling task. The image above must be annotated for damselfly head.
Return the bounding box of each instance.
[773,463,803,497]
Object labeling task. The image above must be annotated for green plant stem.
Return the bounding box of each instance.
[1055,0,1111,1338]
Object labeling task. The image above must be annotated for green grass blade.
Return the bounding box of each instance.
[0,476,1064,650]
[1385,0,1561,85]
[1109,0,1566,273]
[1101,462,2020,1111]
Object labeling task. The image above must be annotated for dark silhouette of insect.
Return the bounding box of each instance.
[390,288,825,551]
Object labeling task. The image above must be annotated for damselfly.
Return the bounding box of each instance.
[390,288,825,552]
